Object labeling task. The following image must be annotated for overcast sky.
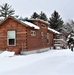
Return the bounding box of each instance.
[0,0,74,21]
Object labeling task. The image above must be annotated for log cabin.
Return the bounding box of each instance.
[0,16,60,54]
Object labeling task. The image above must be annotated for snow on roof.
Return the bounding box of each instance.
[28,19,50,25]
[48,27,61,34]
[20,20,40,29]
[10,16,40,30]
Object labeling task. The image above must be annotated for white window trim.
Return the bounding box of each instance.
[7,31,16,46]
[31,30,36,36]
[41,32,43,36]
[47,33,50,44]
[47,33,49,39]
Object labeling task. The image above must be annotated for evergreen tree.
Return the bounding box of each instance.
[30,11,48,21]
[39,11,48,21]
[0,3,15,18]
[49,10,63,30]
[31,12,39,19]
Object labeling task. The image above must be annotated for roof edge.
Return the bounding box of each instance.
[27,19,50,25]
[0,16,40,30]
[48,27,61,34]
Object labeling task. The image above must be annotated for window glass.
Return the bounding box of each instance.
[41,32,43,36]
[47,33,49,39]
[47,33,50,43]
[41,24,46,28]
[9,39,15,45]
[8,31,15,38]
[7,31,16,46]
[31,31,36,36]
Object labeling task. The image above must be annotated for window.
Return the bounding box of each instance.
[47,39,49,43]
[41,32,43,36]
[47,33,49,43]
[31,31,36,36]
[7,31,16,46]
[41,24,46,28]
[47,33,49,39]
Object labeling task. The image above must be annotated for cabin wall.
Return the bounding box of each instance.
[27,20,54,50]
[0,18,27,53]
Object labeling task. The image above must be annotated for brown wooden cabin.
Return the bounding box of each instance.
[0,16,60,54]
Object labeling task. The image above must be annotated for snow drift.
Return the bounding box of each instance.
[0,51,15,57]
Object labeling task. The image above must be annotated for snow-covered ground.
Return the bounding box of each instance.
[0,49,74,75]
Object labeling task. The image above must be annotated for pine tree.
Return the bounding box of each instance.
[39,11,48,21]
[31,12,39,19]
[49,10,63,30]
[30,11,48,21]
[0,3,15,18]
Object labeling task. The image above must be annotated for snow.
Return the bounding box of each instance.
[0,49,74,75]
[54,39,67,43]
[11,16,40,30]
[0,51,15,57]
[21,20,40,29]
[68,34,71,38]
[48,27,61,34]
[28,19,50,25]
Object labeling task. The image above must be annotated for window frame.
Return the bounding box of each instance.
[41,32,44,36]
[41,24,46,28]
[46,33,49,43]
[7,31,16,46]
[31,30,36,36]
[47,33,49,39]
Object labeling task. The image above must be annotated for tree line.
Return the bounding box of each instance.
[0,3,74,43]
[0,3,64,31]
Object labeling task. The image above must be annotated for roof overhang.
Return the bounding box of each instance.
[27,19,50,25]
[48,27,61,34]
[0,16,40,30]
